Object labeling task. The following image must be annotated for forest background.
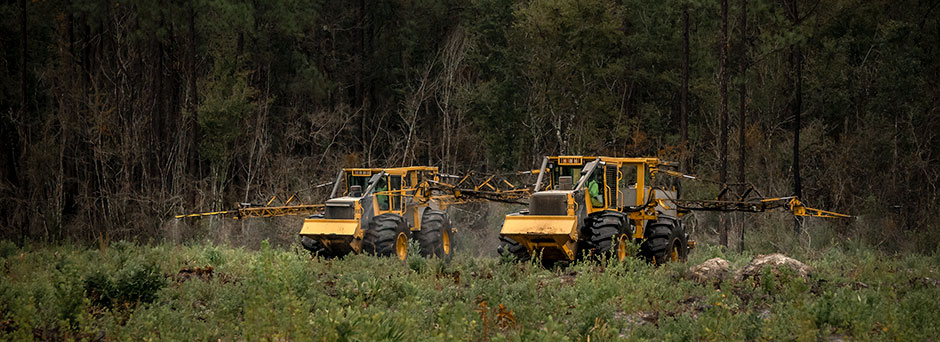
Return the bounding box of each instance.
[1,0,938,253]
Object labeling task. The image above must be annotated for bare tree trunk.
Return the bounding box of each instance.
[737,0,748,251]
[792,43,803,234]
[719,0,730,247]
[18,0,28,240]
[356,0,367,155]
[737,0,747,187]
[680,2,690,174]
[19,0,27,120]
[786,0,803,234]
[187,0,199,189]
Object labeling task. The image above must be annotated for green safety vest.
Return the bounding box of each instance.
[376,185,389,207]
[588,180,603,207]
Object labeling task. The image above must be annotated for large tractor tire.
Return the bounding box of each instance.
[415,209,454,259]
[301,237,352,259]
[497,236,530,262]
[580,211,629,261]
[639,218,688,266]
[497,210,532,262]
[301,236,326,255]
[363,213,411,260]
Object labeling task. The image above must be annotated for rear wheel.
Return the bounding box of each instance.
[363,214,411,260]
[639,218,687,265]
[415,209,454,259]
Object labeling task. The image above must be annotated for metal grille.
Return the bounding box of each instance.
[325,205,355,219]
[529,192,568,215]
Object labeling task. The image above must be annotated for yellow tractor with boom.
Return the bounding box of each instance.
[498,156,687,265]
[497,155,850,266]
[299,166,454,260]
[176,165,531,260]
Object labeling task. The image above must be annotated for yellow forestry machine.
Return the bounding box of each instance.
[176,166,529,260]
[497,156,850,266]
[300,166,455,260]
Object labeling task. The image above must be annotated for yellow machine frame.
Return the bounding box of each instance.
[500,155,849,262]
[298,166,444,256]
[501,156,671,260]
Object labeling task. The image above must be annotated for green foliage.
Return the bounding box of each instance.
[201,245,225,266]
[0,240,17,259]
[82,261,167,311]
[2,243,938,340]
[83,271,115,308]
[197,68,258,165]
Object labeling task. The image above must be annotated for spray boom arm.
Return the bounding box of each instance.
[652,167,852,218]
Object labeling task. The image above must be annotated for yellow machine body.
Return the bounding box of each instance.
[299,166,444,256]
[300,218,359,235]
[500,214,579,260]
[499,156,682,262]
[499,155,848,263]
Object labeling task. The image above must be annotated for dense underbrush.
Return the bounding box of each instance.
[1,239,938,341]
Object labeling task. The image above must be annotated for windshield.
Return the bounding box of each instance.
[364,172,386,195]
[549,164,584,190]
[347,176,370,192]
[343,170,382,197]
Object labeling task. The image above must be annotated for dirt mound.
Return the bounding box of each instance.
[686,258,731,283]
[173,265,214,282]
[736,253,812,281]
[686,254,812,284]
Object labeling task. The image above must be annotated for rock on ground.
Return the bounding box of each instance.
[686,257,730,283]
[736,253,812,281]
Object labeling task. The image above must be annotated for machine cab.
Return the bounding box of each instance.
[533,156,678,216]
[321,168,382,220]
[324,167,441,219]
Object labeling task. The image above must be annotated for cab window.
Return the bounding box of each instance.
[346,174,371,196]
[550,165,583,190]
[375,177,389,210]
[389,175,403,211]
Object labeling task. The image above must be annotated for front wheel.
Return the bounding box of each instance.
[363,214,411,260]
[580,211,628,260]
[497,236,530,262]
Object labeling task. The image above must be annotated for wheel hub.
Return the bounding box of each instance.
[442,229,451,255]
[670,238,680,262]
[395,232,408,261]
[617,234,627,261]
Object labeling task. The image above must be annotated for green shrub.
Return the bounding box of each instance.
[114,262,166,305]
[83,271,116,308]
[4,241,939,340]
[0,240,17,259]
[83,262,166,310]
[201,245,225,266]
